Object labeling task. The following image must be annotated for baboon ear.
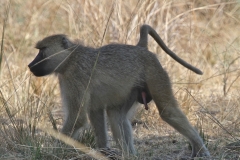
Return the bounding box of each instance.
[62,37,70,49]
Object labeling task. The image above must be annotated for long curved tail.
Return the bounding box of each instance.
[137,24,203,75]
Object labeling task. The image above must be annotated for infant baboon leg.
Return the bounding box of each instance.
[147,70,210,157]
[89,109,108,148]
[107,108,136,155]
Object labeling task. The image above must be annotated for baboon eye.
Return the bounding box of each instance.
[62,37,69,49]
[39,48,46,58]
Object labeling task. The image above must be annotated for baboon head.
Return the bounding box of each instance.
[28,34,74,77]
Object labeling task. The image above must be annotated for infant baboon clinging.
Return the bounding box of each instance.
[28,25,210,158]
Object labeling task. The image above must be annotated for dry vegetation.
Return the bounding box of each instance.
[0,0,240,159]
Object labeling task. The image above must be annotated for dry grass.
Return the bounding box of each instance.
[0,0,240,159]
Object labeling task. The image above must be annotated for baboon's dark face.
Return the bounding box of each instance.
[28,48,53,77]
[28,34,71,77]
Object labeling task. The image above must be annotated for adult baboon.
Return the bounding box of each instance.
[28,25,210,158]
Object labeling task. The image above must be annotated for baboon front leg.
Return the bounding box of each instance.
[60,90,90,139]
[107,108,136,155]
[89,109,108,148]
[61,105,87,139]
[148,70,210,157]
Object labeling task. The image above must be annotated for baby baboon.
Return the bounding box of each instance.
[28,25,210,158]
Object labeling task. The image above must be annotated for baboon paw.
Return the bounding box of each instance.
[191,149,210,158]
[99,148,122,160]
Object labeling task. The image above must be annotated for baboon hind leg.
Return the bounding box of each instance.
[147,70,210,157]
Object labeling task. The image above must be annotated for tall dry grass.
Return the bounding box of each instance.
[0,0,240,159]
